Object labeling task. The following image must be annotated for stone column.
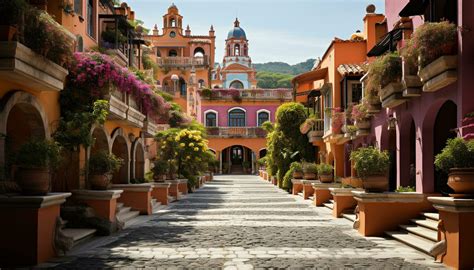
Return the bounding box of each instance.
[251,151,255,174]
[219,151,223,174]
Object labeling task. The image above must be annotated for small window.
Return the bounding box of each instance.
[206,112,217,127]
[351,82,363,104]
[170,31,176,38]
[198,79,205,88]
[257,111,269,126]
[194,47,205,58]
[168,49,178,57]
[229,109,246,127]
[170,18,176,27]
[230,80,244,89]
[234,44,240,56]
[87,0,94,37]
[74,0,83,16]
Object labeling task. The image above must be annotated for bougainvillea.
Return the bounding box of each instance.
[331,107,344,134]
[68,52,170,120]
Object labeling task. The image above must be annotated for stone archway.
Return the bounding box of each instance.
[0,91,49,180]
[221,145,254,174]
[90,125,110,154]
[131,140,145,181]
[111,129,130,184]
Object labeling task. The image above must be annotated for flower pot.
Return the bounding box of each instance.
[16,167,50,195]
[89,174,111,190]
[448,168,474,195]
[293,171,303,179]
[303,172,317,180]
[319,174,334,183]
[0,25,17,41]
[361,175,389,192]
[355,118,371,130]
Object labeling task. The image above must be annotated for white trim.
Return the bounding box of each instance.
[204,109,219,127]
[227,107,247,113]
[256,109,271,127]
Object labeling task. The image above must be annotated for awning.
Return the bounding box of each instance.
[292,67,328,84]
[399,0,429,17]
[367,28,404,57]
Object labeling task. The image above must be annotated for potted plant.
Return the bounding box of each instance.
[88,151,123,190]
[152,159,168,182]
[0,0,26,41]
[291,162,303,179]
[343,125,358,138]
[14,139,62,195]
[242,161,251,173]
[331,108,344,134]
[318,163,334,183]
[352,102,370,130]
[350,146,390,192]
[434,138,474,195]
[368,52,404,108]
[408,21,457,92]
[302,162,318,180]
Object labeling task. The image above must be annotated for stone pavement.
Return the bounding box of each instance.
[48,175,444,269]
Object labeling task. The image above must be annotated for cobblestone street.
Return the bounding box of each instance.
[50,175,444,269]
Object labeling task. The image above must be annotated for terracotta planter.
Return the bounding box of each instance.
[293,171,303,179]
[448,168,474,195]
[89,174,111,190]
[16,167,50,195]
[0,25,17,41]
[361,175,389,192]
[319,174,334,183]
[355,118,371,130]
[303,172,317,180]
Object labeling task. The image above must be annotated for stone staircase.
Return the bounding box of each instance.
[323,199,357,221]
[323,199,334,210]
[297,191,314,201]
[151,198,165,213]
[385,212,439,256]
[62,227,97,247]
[116,202,140,228]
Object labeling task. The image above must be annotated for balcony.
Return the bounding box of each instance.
[106,90,146,128]
[0,42,69,92]
[157,56,210,69]
[201,89,293,101]
[206,127,267,138]
[143,120,169,138]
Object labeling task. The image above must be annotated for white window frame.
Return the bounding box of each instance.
[204,109,219,127]
[256,109,271,127]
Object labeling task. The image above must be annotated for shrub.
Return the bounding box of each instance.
[88,151,123,175]
[396,186,416,193]
[16,139,62,169]
[282,167,295,190]
[290,162,303,173]
[352,101,369,122]
[302,162,318,174]
[152,159,169,176]
[317,163,333,175]
[350,147,390,178]
[404,21,457,68]
[367,52,402,92]
[201,88,212,98]
[434,138,474,174]
[257,156,267,167]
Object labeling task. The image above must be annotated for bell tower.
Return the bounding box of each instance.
[163,3,183,35]
[225,18,249,58]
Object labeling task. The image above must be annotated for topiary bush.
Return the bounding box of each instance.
[434,138,474,174]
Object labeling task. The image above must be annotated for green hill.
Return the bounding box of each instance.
[254,59,315,75]
[255,59,315,88]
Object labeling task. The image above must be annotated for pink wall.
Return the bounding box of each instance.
[384,0,423,31]
[201,105,279,127]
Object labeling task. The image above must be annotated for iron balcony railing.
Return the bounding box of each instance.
[157,56,210,68]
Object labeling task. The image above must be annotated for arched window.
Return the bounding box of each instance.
[230,80,244,89]
[257,111,270,126]
[228,108,246,127]
[205,111,217,127]
[170,18,176,27]
[198,79,205,88]
[194,47,205,58]
[168,49,178,57]
[234,44,240,56]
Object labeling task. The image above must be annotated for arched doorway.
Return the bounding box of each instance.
[222,145,254,174]
[111,134,129,184]
[193,47,205,58]
[433,101,457,194]
[91,127,109,154]
[133,142,145,181]
[230,80,244,89]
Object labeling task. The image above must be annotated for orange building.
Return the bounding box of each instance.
[292,7,385,178]
[146,4,215,116]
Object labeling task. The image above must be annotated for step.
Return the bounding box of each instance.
[117,210,140,223]
[116,206,131,215]
[342,213,356,222]
[62,228,96,244]
[329,199,334,204]
[308,196,314,201]
[400,224,438,242]
[168,196,177,202]
[151,198,157,204]
[411,218,438,231]
[117,203,124,209]
[323,202,334,210]
[422,212,440,221]
[385,231,435,256]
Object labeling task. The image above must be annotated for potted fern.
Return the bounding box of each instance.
[15,139,62,195]
[88,151,123,190]
[434,138,474,196]
[291,162,303,179]
[317,163,334,183]
[302,162,318,180]
[350,146,390,192]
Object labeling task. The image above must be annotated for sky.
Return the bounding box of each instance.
[131,0,385,65]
